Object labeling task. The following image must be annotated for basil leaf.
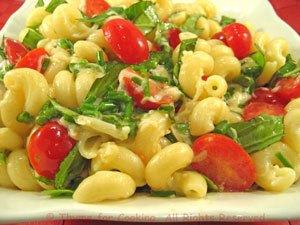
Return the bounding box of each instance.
[233,75,256,94]
[45,0,67,13]
[165,133,177,143]
[16,111,35,124]
[78,7,124,26]
[35,0,44,7]
[178,38,198,62]
[42,189,74,198]
[181,14,204,36]
[125,1,159,35]
[151,190,176,197]
[22,29,44,50]
[220,15,236,27]
[54,145,87,189]
[154,22,178,52]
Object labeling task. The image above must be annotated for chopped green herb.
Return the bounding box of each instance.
[42,189,74,198]
[158,104,174,112]
[35,176,52,186]
[96,51,104,66]
[35,0,44,7]
[181,14,204,36]
[165,132,177,143]
[22,29,44,50]
[238,103,246,109]
[151,190,176,197]
[131,76,143,85]
[45,0,67,13]
[16,111,35,124]
[57,39,74,54]
[54,145,87,189]
[275,152,294,169]
[224,85,235,101]
[149,75,169,83]
[144,78,151,97]
[42,58,50,71]
[220,15,236,27]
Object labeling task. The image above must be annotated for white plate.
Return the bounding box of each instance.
[1,0,300,223]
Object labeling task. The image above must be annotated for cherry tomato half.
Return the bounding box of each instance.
[223,23,252,59]
[243,102,286,121]
[119,67,173,109]
[103,19,149,64]
[85,0,111,18]
[168,28,181,49]
[3,37,29,64]
[13,48,49,74]
[249,88,288,107]
[28,121,76,180]
[211,31,227,45]
[192,133,256,192]
[274,76,300,102]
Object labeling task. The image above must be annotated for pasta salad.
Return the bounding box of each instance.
[0,0,300,203]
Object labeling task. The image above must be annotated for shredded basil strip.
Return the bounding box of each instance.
[42,189,74,198]
[124,1,159,35]
[149,75,169,83]
[35,176,52,186]
[151,190,176,197]
[54,144,87,189]
[181,14,204,36]
[35,0,45,7]
[16,111,35,124]
[131,76,143,85]
[0,47,7,60]
[213,114,284,153]
[202,174,219,191]
[275,152,294,169]
[45,0,67,13]
[22,29,44,50]
[42,58,50,71]
[144,78,151,97]
[57,39,74,54]
[220,15,236,27]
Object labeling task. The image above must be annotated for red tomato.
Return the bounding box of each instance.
[249,88,288,107]
[243,102,286,121]
[13,48,49,74]
[223,23,252,59]
[192,133,256,192]
[85,0,111,18]
[274,76,300,102]
[119,67,173,109]
[211,31,227,45]
[102,19,149,64]
[168,28,181,49]
[28,121,76,180]
[3,37,29,64]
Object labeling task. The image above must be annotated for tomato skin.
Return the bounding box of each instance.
[243,102,286,121]
[28,121,76,180]
[168,28,181,49]
[192,133,256,192]
[274,76,300,102]
[103,19,149,64]
[3,37,29,64]
[85,0,111,18]
[211,31,227,45]
[119,68,173,109]
[250,88,288,107]
[13,48,49,74]
[150,43,161,52]
[223,23,252,59]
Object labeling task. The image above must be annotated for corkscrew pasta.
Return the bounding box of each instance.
[0,0,299,204]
